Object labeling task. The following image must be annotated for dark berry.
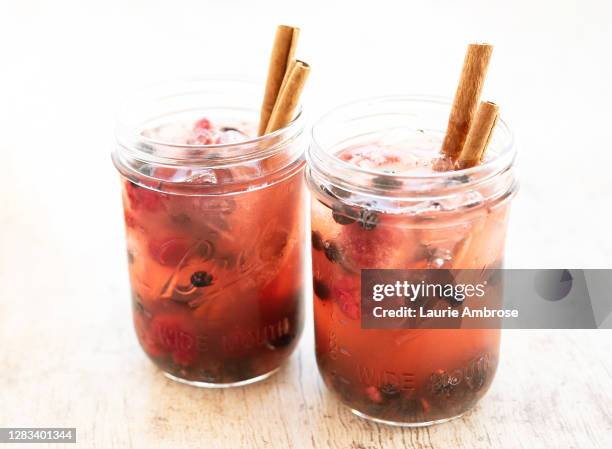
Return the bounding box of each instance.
[379,383,401,400]
[359,209,379,230]
[332,205,356,225]
[311,231,324,251]
[449,174,470,184]
[268,333,294,349]
[430,369,455,396]
[323,241,342,264]
[191,271,213,287]
[220,126,242,133]
[313,278,331,300]
[372,175,402,189]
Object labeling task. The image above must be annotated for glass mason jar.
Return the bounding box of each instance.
[113,79,307,387]
[306,96,517,425]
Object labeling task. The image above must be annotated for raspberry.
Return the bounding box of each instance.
[125,181,163,212]
[365,386,383,404]
[193,117,212,130]
[332,276,360,320]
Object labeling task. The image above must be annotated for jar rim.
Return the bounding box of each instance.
[114,77,304,167]
[307,95,515,188]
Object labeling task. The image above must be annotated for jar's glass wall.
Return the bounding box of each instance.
[307,96,516,425]
[113,79,307,387]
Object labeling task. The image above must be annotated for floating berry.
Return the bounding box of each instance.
[332,205,356,225]
[430,369,455,396]
[365,386,383,404]
[191,271,213,288]
[193,117,212,130]
[149,238,190,266]
[313,278,331,300]
[332,276,360,320]
[323,241,342,264]
[126,180,163,212]
[372,175,402,189]
[379,383,400,400]
[311,231,324,251]
[268,333,294,349]
[359,209,379,230]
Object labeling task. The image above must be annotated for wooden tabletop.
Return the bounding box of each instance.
[1,267,611,449]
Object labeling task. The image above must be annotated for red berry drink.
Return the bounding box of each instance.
[306,97,517,425]
[113,80,306,387]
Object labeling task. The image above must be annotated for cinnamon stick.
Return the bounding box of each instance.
[441,43,493,160]
[265,60,310,133]
[456,101,499,169]
[258,25,300,136]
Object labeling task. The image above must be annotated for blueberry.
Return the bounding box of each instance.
[323,241,342,264]
[268,333,294,349]
[359,209,379,230]
[332,205,356,225]
[379,383,400,400]
[313,278,331,300]
[372,175,402,189]
[191,271,214,287]
[449,174,470,184]
[311,231,324,251]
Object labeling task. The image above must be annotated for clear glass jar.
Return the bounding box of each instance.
[113,79,307,387]
[306,96,517,425]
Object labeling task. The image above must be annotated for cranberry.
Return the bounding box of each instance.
[333,276,360,320]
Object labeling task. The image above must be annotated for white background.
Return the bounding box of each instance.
[1,0,611,273]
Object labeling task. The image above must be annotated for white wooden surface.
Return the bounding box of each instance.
[1,0,611,448]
